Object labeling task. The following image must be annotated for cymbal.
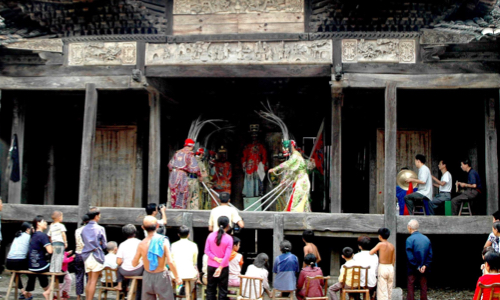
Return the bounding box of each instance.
[397,169,418,190]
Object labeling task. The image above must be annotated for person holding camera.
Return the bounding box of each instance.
[208,192,244,233]
[144,203,167,237]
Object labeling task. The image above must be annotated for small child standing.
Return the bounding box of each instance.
[48,211,67,273]
[61,251,75,300]
[369,228,395,300]
[302,230,321,267]
[228,236,243,287]
[328,247,356,300]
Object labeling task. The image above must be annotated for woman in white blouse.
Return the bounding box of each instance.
[243,253,272,298]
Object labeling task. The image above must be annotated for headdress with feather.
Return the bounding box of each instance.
[185,116,223,147]
[256,102,290,141]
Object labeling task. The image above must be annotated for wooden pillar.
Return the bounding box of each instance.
[8,98,25,204]
[330,86,342,213]
[384,82,397,247]
[148,90,161,204]
[182,212,194,241]
[78,83,98,221]
[272,214,284,282]
[485,97,499,214]
[45,145,56,205]
[329,249,340,284]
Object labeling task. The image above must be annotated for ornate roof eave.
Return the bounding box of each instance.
[309,32,422,40]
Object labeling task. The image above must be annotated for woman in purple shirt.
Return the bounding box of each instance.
[204,216,233,300]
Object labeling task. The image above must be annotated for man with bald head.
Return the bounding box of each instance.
[406,220,433,300]
[133,216,182,300]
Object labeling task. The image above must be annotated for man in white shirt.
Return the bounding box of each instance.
[405,154,434,215]
[101,241,118,283]
[208,192,244,232]
[171,225,198,286]
[353,236,378,297]
[430,159,452,213]
[116,224,143,300]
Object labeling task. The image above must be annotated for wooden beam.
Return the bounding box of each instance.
[384,82,397,246]
[78,83,98,222]
[330,86,342,213]
[0,65,134,77]
[182,212,194,241]
[8,98,25,204]
[0,76,144,90]
[273,214,284,282]
[342,62,500,75]
[341,73,500,89]
[396,216,491,234]
[485,97,499,214]
[148,90,161,204]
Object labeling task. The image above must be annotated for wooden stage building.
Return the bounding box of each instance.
[0,0,499,287]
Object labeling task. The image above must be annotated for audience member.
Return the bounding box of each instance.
[296,254,324,300]
[6,222,33,299]
[273,240,299,293]
[208,192,244,232]
[328,247,356,300]
[61,251,75,300]
[452,158,483,215]
[81,207,107,300]
[369,228,395,300]
[26,215,53,300]
[244,253,271,298]
[101,241,118,284]
[404,154,434,215]
[48,211,67,273]
[354,236,378,297]
[481,247,495,275]
[228,236,243,287]
[302,230,321,267]
[430,159,452,212]
[115,224,143,300]
[406,219,432,300]
[396,167,416,215]
[132,216,182,300]
[201,254,208,285]
[484,211,500,252]
[171,225,199,290]
[74,214,90,300]
[205,216,233,300]
[144,203,167,236]
[492,223,500,254]
[474,252,500,300]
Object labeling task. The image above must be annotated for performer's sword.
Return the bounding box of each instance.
[262,179,295,211]
[201,182,220,207]
[243,183,284,211]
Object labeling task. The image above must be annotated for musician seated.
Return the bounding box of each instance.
[430,159,452,214]
[404,154,435,215]
[397,168,417,215]
[208,192,244,232]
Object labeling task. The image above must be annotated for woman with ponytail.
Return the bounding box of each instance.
[6,222,33,299]
[204,216,233,300]
[296,254,324,300]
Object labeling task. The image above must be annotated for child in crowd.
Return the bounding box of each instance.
[244,253,271,298]
[228,236,243,287]
[474,252,500,300]
[369,228,395,300]
[302,230,321,267]
[48,211,67,272]
[296,254,324,300]
[273,240,300,295]
[61,251,75,300]
[328,247,356,300]
[484,211,500,251]
[101,242,118,284]
[482,246,495,274]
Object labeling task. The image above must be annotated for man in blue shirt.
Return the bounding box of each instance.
[406,219,432,300]
[451,159,482,215]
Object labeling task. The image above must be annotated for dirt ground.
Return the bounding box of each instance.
[0,272,475,300]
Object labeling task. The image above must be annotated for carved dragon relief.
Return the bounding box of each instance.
[173,0,303,14]
[68,42,137,66]
[342,39,416,64]
[145,40,332,65]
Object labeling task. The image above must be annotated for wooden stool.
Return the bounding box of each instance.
[228,286,240,299]
[459,201,472,216]
[272,290,295,300]
[413,200,426,215]
[124,276,142,300]
[98,267,125,300]
[172,278,197,300]
[6,270,65,300]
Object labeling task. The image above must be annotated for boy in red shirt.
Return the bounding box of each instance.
[474,251,500,300]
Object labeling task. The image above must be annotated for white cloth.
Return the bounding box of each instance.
[116,238,143,271]
[416,165,433,200]
[48,222,67,243]
[75,226,85,254]
[209,205,242,232]
[171,238,198,279]
[101,253,118,283]
[257,162,266,181]
[353,251,379,288]
[439,171,452,193]
[243,264,269,299]
[202,254,208,279]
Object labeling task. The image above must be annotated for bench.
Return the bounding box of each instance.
[5,270,66,300]
[124,275,142,300]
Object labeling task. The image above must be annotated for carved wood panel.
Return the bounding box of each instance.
[68,42,137,66]
[342,39,416,64]
[173,0,303,14]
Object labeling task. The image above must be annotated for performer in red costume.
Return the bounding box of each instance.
[241,124,268,197]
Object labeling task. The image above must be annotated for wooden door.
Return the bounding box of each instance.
[375,129,431,214]
[91,126,141,207]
